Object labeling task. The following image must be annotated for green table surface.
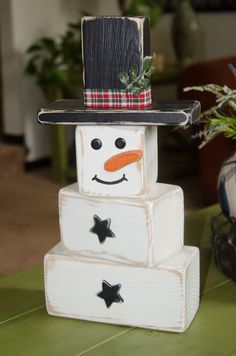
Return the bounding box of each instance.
[1,205,236,356]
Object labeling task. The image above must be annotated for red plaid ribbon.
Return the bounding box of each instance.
[83,88,152,109]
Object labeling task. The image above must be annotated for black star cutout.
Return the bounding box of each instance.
[97,280,124,308]
[90,215,115,244]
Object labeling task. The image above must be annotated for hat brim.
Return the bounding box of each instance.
[37,99,200,126]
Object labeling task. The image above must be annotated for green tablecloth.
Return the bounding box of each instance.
[1,205,236,355]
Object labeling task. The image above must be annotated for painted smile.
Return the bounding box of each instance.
[92,174,128,185]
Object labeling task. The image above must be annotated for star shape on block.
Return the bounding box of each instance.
[97,280,124,308]
[90,215,115,244]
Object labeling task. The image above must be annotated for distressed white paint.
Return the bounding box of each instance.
[59,182,183,267]
[44,244,199,333]
[75,125,157,197]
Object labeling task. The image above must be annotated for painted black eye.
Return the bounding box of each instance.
[91,138,102,150]
[115,138,126,149]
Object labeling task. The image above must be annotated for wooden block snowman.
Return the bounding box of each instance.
[38,16,201,332]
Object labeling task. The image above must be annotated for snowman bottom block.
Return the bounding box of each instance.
[59,182,184,267]
[44,244,199,333]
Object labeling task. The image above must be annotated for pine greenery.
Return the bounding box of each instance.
[118,55,156,95]
[184,65,236,148]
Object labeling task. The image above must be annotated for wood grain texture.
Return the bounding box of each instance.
[75,125,157,197]
[59,182,183,267]
[37,99,201,126]
[82,17,150,89]
[44,244,199,332]
[2,206,236,355]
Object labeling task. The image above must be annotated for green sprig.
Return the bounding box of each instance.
[118,54,156,95]
[184,73,236,148]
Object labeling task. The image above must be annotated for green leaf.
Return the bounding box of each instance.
[138,78,149,89]
[143,56,154,73]
[130,64,139,80]
[130,86,141,95]
[39,66,68,87]
[144,65,156,78]
[25,59,38,75]
[126,83,134,91]
[27,44,42,53]
[39,38,58,55]
[118,71,129,85]
[68,22,81,31]
[63,31,74,39]
[124,0,162,28]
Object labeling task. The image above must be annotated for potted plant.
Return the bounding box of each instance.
[25,19,83,182]
[184,66,236,148]
[184,64,236,280]
[25,20,83,100]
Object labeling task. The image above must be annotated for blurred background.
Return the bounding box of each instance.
[0,0,236,276]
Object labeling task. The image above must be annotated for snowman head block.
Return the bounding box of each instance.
[37,16,200,194]
[76,125,157,197]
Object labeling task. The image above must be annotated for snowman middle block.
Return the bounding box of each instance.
[59,182,184,267]
[75,125,157,198]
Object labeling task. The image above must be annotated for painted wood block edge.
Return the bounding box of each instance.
[44,244,199,332]
[58,182,184,267]
[37,99,201,126]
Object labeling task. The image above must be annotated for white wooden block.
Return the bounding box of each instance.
[59,182,184,267]
[75,125,157,198]
[44,244,199,332]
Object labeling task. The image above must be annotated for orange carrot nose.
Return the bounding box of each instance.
[104,150,143,172]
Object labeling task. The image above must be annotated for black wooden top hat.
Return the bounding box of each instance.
[37,16,201,126]
[81,16,152,109]
[38,99,200,126]
[82,16,150,91]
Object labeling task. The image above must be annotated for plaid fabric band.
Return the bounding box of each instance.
[83,88,152,109]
